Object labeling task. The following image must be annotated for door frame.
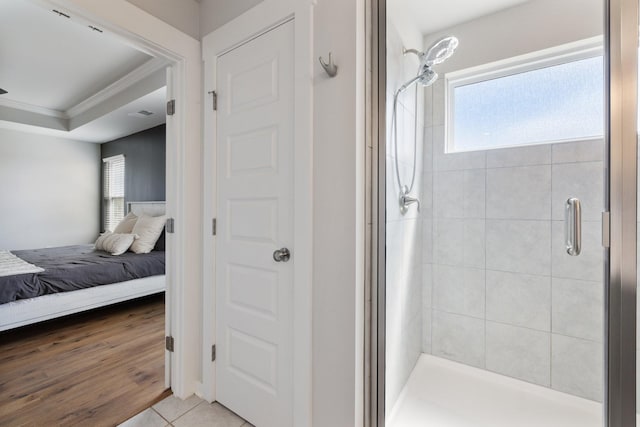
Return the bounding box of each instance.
[369,0,386,425]
[40,0,203,399]
[605,0,638,424]
[201,1,313,425]
[369,0,639,425]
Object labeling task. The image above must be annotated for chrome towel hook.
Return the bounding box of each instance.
[319,52,338,77]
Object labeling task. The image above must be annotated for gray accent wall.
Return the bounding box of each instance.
[100,124,165,230]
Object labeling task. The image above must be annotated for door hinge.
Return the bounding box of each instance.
[208,91,217,111]
[166,99,176,116]
[166,336,175,352]
[602,211,610,248]
[212,218,217,236]
[211,344,216,362]
[166,218,175,234]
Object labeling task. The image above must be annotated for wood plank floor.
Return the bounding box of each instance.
[0,294,170,427]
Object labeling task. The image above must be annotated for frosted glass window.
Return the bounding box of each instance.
[449,56,604,152]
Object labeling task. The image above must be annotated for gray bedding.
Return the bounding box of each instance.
[0,245,165,304]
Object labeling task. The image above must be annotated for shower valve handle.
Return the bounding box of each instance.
[399,191,420,215]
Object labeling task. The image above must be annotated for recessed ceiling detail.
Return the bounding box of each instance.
[0,0,153,111]
[0,87,167,143]
[0,0,169,143]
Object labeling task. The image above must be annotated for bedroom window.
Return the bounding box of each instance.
[103,155,125,232]
[445,39,604,153]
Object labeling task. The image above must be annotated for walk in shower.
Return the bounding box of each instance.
[378,0,638,425]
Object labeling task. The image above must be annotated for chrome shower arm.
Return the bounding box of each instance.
[403,47,421,57]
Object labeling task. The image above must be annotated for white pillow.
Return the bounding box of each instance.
[113,212,138,234]
[94,231,112,251]
[102,233,138,256]
[130,214,166,254]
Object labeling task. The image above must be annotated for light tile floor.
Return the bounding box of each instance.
[118,395,253,427]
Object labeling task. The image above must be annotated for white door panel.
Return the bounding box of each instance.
[216,21,294,427]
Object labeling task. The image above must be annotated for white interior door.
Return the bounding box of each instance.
[215,21,294,427]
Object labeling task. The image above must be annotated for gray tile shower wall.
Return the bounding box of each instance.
[423,77,606,402]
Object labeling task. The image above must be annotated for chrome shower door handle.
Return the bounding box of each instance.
[565,198,582,256]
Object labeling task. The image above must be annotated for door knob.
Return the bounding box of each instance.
[273,248,291,262]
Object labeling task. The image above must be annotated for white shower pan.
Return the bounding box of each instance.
[387,354,628,427]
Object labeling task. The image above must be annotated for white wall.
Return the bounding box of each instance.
[312,0,365,425]
[202,1,365,424]
[126,0,200,39]
[0,128,100,250]
[384,16,425,413]
[127,0,266,40]
[424,0,603,75]
[200,0,264,37]
[102,0,368,421]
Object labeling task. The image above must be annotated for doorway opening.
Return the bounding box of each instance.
[0,0,180,424]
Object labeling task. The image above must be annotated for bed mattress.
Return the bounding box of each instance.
[0,245,165,304]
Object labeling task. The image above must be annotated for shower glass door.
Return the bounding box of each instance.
[378,0,637,424]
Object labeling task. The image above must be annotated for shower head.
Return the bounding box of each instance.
[397,36,459,95]
[421,36,459,67]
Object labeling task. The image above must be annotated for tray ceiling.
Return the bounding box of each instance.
[0,0,168,142]
[0,0,152,111]
[0,87,167,143]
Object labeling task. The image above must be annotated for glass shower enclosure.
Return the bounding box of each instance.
[373,0,638,425]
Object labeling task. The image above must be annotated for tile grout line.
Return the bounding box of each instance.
[421,167,441,350]
[430,133,434,355]
[549,161,554,389]
[152,407,172,425]
[429,306,601,342]
[484,159,488,370]
[171,400,206,424]
[430,126,436,356]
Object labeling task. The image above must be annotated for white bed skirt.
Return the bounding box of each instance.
[0,275,165,332]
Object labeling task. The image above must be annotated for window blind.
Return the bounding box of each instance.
[103,155,125,232]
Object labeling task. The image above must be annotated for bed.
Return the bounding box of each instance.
[0,201,166,332]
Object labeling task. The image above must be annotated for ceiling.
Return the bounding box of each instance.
[0,0,169,143]
[389,0,530,36]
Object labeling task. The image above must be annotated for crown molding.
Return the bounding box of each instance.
[0,98,67,119]
[65,56,168,118]
[0,56,167,125]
